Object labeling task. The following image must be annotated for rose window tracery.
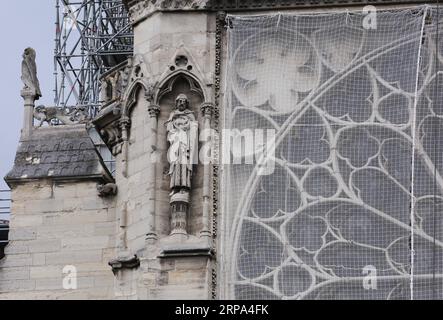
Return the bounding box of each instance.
[223,8,443,300]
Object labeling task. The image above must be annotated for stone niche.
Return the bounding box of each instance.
[156,74,205,238]
[132,72,213,300]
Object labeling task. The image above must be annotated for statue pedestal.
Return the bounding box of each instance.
[136,235,213,299]
[170,190,190,236]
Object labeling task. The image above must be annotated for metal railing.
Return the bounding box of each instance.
[104,160,116,176]
[0,190,10,258]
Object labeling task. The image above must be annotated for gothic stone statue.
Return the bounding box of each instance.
[33,105,90,126]
[97,183,118,197]
[165,94,199,197]
[21,47,42,99]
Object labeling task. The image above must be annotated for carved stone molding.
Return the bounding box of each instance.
[119,116,132,130]
[100,63,127,107]
[121,54,151,105]
[100,121,124,155]
[108,255,140,275]
[34,105,90,127]
[147,104,161,118]
[200,102,214,118]
[125,0,210,24]
[159,242,213,258]
[156,45,211,103]
[158,74,204,104]
[210,10,224,300]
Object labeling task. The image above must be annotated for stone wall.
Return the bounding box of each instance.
[113,89,153,253]
[0,180,116,299]
[107,10,216,300]
[136,255,211,300]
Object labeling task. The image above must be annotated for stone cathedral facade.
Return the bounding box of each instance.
[2,0,443,300]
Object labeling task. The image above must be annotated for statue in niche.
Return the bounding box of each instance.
[165,94,199,196]
[165,94,198,236]
[21,47,42,99]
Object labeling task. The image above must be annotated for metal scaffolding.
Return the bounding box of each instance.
[54,0,133,116]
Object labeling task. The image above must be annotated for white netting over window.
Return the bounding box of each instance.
[221,6,443,300]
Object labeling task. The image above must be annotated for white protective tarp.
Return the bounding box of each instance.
[221,6,443,299]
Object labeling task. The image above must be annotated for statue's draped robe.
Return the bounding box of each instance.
[21,49,42,98]
[166,110,198,191]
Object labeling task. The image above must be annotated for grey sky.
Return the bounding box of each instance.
[0,1,54,190]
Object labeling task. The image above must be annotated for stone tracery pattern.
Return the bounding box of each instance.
[223,9,443,300]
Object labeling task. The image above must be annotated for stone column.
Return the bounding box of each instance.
[117,201,128,253]
[200,102,213,239]
[120,116,131,178]
[20,89,36,139]
[146,104,160,243]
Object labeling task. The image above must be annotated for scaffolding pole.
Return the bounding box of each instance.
[54,0,133,116]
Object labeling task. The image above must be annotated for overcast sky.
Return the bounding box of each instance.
[0,2,54,190]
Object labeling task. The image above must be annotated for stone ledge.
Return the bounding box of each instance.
[158,236,213,258]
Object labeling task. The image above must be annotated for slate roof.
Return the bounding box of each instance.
[4,125,113,186]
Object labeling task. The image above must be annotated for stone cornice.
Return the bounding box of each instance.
[124,0,437,24]
[124,0,210,24]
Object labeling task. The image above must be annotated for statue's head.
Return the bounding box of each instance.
[175,94,189,111]
[35,105,46,113]
[23,47,36,59]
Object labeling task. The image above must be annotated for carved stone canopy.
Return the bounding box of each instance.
[93,102,124,156]
[93,54,152,156]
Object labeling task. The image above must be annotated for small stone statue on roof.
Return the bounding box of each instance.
[21,47,42,99]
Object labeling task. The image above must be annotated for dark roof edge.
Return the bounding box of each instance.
[4,172,114,189]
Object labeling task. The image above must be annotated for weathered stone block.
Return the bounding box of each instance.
[8,228,37,241]
[30,266,62,279]
[0,279,36,293]
[45,250,103,265]
[27,239,61,253]
[4,242,29,255]
[0,267,30,281]
[0,253,33,267]
[12,183,53,201]
[61,236,109,250]
[25,199,65,213]
[174,256,210,270]
[168,270,207,286]
[94,222,116,236]
[75,263,111,276]
[10,215,43,227]
[93,275,114,288]
[43,210,109,225]
[37,224,94,239]
[32,253,46,266]
[35,276,94,291]
[53,183,77,199]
